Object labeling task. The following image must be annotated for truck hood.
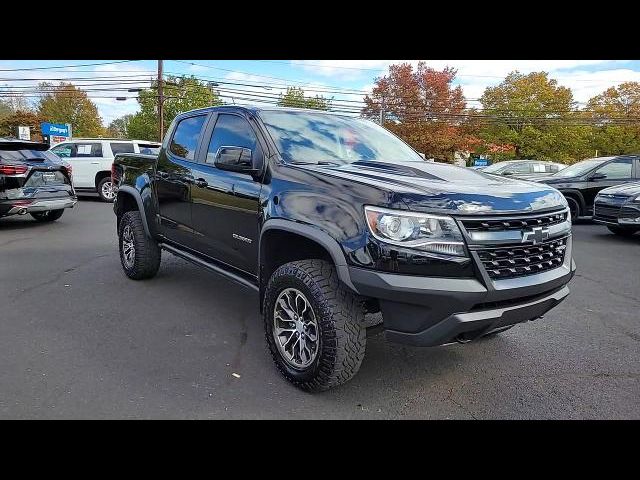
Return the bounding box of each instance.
[299,160,567,215]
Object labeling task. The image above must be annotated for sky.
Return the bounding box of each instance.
[2,60,640,125]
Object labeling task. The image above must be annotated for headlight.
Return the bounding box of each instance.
[364,206,466,257]
[633,194,640,202]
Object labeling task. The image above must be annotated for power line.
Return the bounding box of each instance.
[0,60,141,72]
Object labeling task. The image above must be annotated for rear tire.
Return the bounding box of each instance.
[607,225,639,237]
[118,210,161,280]
[263,259,366,392]
[30,209,64,222]
[97,177,116,203]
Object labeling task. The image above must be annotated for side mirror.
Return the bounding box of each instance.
[214,146,259,175]
[589,172,606,181]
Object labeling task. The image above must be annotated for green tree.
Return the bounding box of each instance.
[586,82,640,156]
[0,110,44,140]
[36,82,103,137]
[106,114,134,138]
[127,76,223,141]
[479,71,591,163]
[277,87,332,110]
[0,99,12,120]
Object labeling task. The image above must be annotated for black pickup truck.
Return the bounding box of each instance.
[112,106,576,391]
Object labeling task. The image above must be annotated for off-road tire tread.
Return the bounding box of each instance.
[263,259,366,392]
[118,210,161,280]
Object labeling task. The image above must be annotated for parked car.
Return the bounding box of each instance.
[111,106,575,391]
[593,182,640,236]
[49,139,161,202]
[0,138,77,221]
[536,155,640,221]
[482,160,566,179]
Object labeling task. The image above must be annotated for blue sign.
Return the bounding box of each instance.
[474,158,488,167]
[41,122,69,137]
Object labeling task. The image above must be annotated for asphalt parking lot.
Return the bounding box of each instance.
[1,198,639,419]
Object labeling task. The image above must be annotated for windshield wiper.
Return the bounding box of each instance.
[290,160,340,166]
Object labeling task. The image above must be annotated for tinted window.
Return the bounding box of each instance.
[595,158,632,180]
[110,142,135,155]
[137,143,160,155]
[170,115,207,160]
[51,144,73,158]
[72,143,103,158]
[0,149,61,162]
[206,114,258,164]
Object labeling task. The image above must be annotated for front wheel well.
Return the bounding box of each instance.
[563,193,583,216]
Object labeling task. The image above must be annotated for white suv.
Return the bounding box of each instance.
[49,139,161,202]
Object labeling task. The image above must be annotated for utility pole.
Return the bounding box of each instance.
[379,96,385,126]
[157,59,164,142]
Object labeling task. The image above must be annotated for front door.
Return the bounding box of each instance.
[190,112,263,276]
[156,114,208,247]
[51,142,103,188]
[584,157,634,212]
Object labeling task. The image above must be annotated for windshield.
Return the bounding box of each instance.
[551,159,607,178]
[259,110,423,165]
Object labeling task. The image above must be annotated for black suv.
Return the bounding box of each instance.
[593,182,640,236]
[536,155,640,221]
[1,138,77,221]
[112,106,575,391]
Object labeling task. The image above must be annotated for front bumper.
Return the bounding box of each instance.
[593,200,640,227]
[349,236,576,346]
[2,197,78,217]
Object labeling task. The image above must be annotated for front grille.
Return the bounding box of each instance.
[477,236,568,280]
[461,210,567,232]
[593,204,620,221]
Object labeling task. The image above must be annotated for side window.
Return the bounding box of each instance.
[137,144,160,155]
[532,163,546,173]
[595,158,632,180]
[51,144,73,158]
[74,143,103,158]
[169,115,207,161]
[507,163,530,174]
[206,114,258,164]
[110,143,135,155]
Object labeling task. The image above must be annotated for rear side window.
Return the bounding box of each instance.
[137,144,160,155]
[170,115,207,161]
[110,143,135,155]
[70,143,103,158]
[532,163,546,173]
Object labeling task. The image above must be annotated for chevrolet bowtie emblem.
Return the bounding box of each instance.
[522,226,550,244]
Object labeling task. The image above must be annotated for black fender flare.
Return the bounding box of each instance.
[115,185,153,238]
[259,219,358,293]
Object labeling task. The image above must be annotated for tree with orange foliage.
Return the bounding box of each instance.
[362,63,470,162]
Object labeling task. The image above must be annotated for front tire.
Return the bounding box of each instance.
[607,225,639,237]
[97,177,116,203]
[31,209,64,222]
[263,260,366,392]
[118,210,161,280]
[565,197,580,222]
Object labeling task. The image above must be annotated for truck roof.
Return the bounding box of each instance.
[182,105,357,118]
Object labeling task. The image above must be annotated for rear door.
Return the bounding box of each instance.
[189,112,264,275]
[155,113,209,247]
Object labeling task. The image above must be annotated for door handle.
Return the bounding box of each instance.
[91,161,100,164]
[194,178,208,188]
